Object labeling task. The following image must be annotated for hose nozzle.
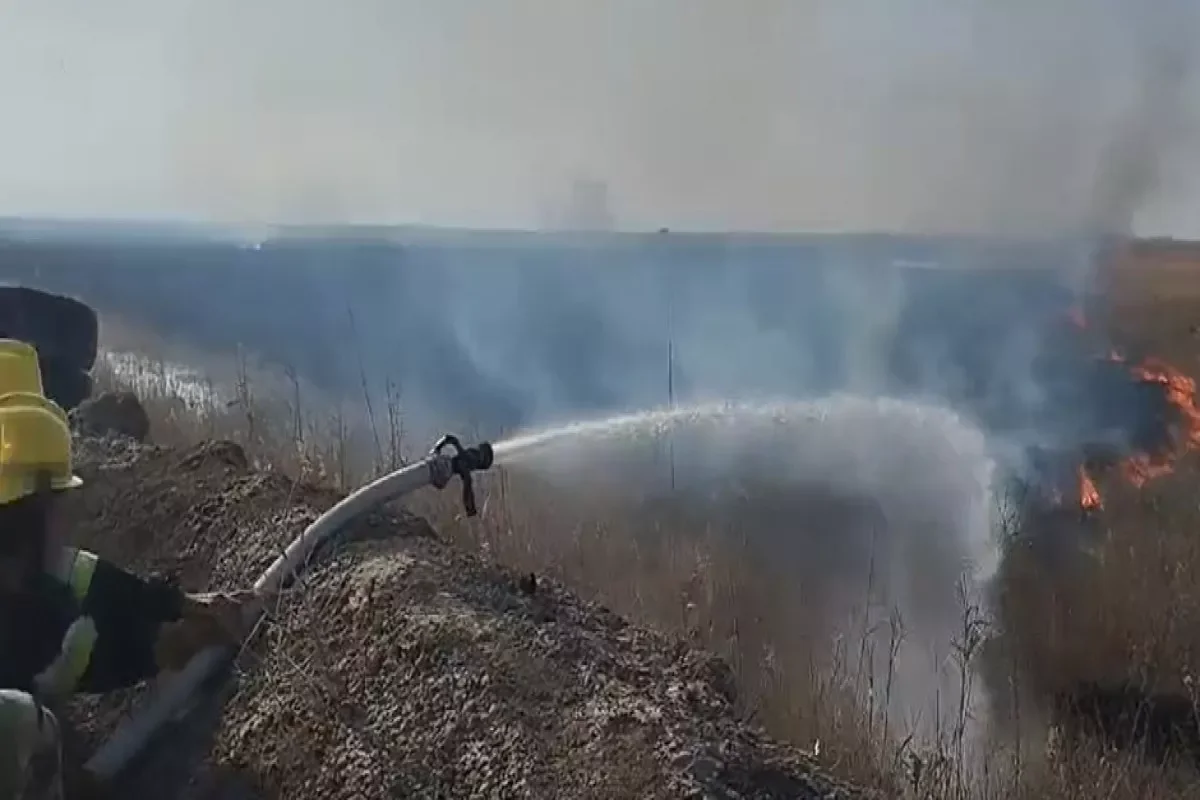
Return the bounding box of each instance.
[429,434,495,516]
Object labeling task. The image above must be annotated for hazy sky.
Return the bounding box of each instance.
[1,0,1199,235]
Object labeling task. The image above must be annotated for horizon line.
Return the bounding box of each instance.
[0,214,1193,247]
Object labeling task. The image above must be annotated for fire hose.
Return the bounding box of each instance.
[83,434,495,782]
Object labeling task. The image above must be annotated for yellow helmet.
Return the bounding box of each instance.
[0,391,70,427]
[0,398,83,506]
[0,339,44,396]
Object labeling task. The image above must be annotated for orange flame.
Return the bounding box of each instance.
[1073,352,1200,508]
[1120,357,1200,487]
[1129,357,1200,447]
[1079,466,1102,510]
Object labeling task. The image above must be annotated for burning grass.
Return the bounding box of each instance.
[87,258,1200,798]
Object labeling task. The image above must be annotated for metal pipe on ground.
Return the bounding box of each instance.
[84,436,494,783]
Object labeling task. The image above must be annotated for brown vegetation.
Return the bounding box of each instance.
[75,246,1200,798]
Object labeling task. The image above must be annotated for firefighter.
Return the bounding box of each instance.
[0,392,263,798]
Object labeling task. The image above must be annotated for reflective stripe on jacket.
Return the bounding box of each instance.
[49,547,97,603]
[33,548,100,698]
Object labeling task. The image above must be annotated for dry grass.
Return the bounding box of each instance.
[88,255,1200,799]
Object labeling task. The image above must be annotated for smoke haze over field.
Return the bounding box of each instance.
[6,0,1192,744]
[0,1,1198,235]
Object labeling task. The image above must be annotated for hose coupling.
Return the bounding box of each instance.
[429,434,495,516]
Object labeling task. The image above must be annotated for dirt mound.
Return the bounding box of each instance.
[62,437,867,800]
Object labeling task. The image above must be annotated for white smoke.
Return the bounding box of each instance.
[497,397,999,740]
[0,1,1195,235]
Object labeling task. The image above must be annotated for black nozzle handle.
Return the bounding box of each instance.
[430,435,495,516]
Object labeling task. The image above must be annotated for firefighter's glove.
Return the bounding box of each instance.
[153,589,265,673]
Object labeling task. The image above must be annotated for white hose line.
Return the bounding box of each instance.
[85,455,452,782]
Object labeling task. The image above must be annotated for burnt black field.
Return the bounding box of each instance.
[0,219,1142,465]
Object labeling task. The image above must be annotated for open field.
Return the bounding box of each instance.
[59,240,1200,798]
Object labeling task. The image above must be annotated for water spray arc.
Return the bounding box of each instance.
[494,397,1000,743]
[87,396,1000,782]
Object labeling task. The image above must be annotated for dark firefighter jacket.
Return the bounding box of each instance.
[0,547,187,697]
